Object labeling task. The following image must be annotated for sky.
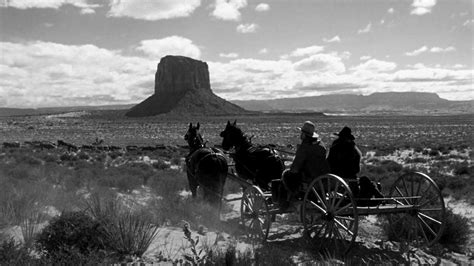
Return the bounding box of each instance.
[0,0,472,108]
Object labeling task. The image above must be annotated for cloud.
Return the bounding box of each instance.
[255,3,269,12]
[289,45,325,57]
[258,48,268,54]
[136,36,201,60]
[219,52,239,58]
[352,59,397,72]
[405,46,456,56]
[410,0,437,16]
[293,54,346,73]
[430,46,455,53]
[2,0,100,13]
[463,19,473,26]
[360,56,371,61]
[388,7,395,14]
[211,0,247,21]
[405,46,428,56]
[108,0,201,20]
[323,36,341,43]
[236,23,258,33]
[357,23,372,34]
[0,41,156,108]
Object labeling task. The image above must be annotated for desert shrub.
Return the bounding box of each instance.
[406,157,428,163]
[38,245,107,265]
[379,160,403,172]
[77,151,90,160]
[148,169,188,199]
[152,159,170,170]
[35,211,107,258]
[59,152,77,162]
[453,164,473,176]
[438,209,471,252]
[85,195,160,259]
[96,165,146,192]
[0,237,33,265]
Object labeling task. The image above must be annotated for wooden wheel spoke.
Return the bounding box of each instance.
[308,200,327,214]
[334,190,348,210]
[418,194,439,208]
[401,178,410,202]
[243,200,254,213]
[311,187,327,209]
[334,203,353,215]
[395,187,410,205]
[419,183,434,202]
[318,180,329,207]
[335,215,355,222]
[417,217,430,242]
[417,214,438,237]
[418,212,442,225]
[334,218,354,236]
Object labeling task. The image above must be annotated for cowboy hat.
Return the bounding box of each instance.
[334,126,355,140]
[298,121,319,138]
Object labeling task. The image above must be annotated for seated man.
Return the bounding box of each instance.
[327,126,362,196]
[279,121,330,210]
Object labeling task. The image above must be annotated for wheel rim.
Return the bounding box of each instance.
[302,174,358,255]
[388,172,445,247]
[241,185,271,242]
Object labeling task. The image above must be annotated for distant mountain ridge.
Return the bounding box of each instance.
[231,92,474,115]
[1,92,472,117]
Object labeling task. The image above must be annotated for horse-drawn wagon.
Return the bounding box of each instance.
[185,121,446,254]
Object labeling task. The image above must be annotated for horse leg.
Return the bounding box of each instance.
[187,171,198,198]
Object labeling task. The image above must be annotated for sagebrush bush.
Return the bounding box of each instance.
[35,211,107,257]
[0,237,33,265]
[85,194,160,259]
[438,209,471,252]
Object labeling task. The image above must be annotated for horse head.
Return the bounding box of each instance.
[220,120,246,151]
[184,122,204,150]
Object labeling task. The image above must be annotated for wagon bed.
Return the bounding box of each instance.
[224,165,446,254]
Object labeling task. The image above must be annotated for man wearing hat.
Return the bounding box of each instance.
[280,121,330,210]
[327,126,362,195]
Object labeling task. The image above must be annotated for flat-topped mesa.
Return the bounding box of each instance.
[154,55,211,94]
[126,55,249,117]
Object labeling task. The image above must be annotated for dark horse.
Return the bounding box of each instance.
[220,120,285,190]
[184,122,228,204]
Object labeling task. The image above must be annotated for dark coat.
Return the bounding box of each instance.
[327,138,362,180]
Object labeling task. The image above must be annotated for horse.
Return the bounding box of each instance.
[184,122,228,205]
[220,120,285,190]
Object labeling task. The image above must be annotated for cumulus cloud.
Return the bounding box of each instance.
[388,7,395,14]
[0,41,156,108]
[2,0,100,13]
[236,23,258,33]
[352,59,397,72]
[360,56,371,61]
[289,45,325,57]
[212,0,247,21]
[323,36,341,43]
[357,23,372,34]
[405,46,428,56]
[136,36,201,60]
[410,0,436,15]
[406,46,456,56]
[462,19,473,26]
[255,3,269,12]
[430,46,456,53]
[258,48,268,54]
[108,0,201,20]
[219,52,239,58]
[293,54,346,73]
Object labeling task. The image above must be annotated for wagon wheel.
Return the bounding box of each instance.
[302,174,358,255]
[240,185,271,242]
[388,172,445,247]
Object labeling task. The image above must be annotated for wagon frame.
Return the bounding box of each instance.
[223,155,446,254]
